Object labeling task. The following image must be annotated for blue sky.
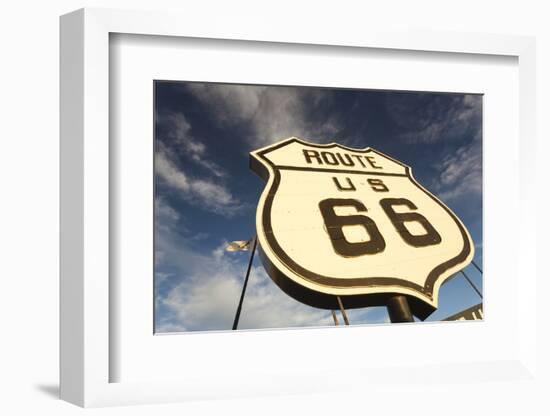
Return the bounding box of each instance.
[154,81,483,332]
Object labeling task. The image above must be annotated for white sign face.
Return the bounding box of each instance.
[251,137,474,319]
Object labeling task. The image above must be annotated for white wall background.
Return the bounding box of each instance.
[1,1,548,415]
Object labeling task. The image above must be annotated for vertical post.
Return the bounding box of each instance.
[336,296,350,325]
[331,310,339,326]
[232,237,257,330]
[387,295,414,323]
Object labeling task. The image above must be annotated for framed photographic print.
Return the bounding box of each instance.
[60,7,538,409]
[152,80,482,332]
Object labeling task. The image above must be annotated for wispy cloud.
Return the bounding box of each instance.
[156,240,383,332]
[186,83,342,146]
[154,198,334,332]
[159,263,335,332]
[157,112,226,177]
[386,94,482,144]
[155,148,243,217]
[385,93,483,203]
[431,124,482,202]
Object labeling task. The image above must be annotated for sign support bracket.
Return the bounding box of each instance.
[331,310,340,326]
[460,270,483,299]
[336,296,350,325]
[472,260,483,274]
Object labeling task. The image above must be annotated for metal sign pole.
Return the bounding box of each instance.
[331,310,340,326]
[336,296,350,325]
[387,295,414,323]
[232,236,258,330]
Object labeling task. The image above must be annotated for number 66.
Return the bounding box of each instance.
[319,198,442,257]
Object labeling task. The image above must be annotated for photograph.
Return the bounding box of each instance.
[153,80,483,332]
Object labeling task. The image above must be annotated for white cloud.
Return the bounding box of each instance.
[435,133,482,202]
[158,112,226,177]
[155,150,190,191]
[187,83,264,123]
[157,253,334,332]
[154,199,336,332]
[238,266,334,330]
[154,198,385,333]
[161,272,242,331]
[385,94,484,203]
[155,231,384,332]
[186,83,342,146]
[155,196,180,223]
[155,149,243,216]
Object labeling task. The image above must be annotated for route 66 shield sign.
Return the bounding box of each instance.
[250,137,474,320]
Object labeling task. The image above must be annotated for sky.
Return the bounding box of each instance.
[154,81,483,333]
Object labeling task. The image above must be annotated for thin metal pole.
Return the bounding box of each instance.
[336,296,350,325]
[460,270,483,299]
[232,236,257,330]
[331,310,340,326]
[472,260,483,274]
[387,295,414,323]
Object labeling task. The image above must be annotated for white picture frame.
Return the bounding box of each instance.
[60,7,538,408]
